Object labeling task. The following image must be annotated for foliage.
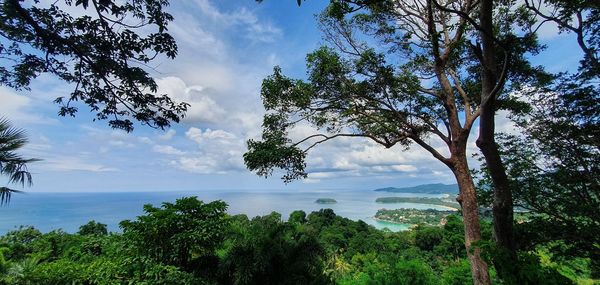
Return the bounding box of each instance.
[244,0,546,181]
[0,0,188,131]
[414,226,445,251]
[0,118,38,205]
[472,0,600,279]
[475,71,600,278]
[78,220,108,236]
[0,197,592,284]
[120,197,228,271]
[244,2,551,281]
[522,0,599,78]
[219,212,328,284]
[289,210,307,224]
[375,208,455,226]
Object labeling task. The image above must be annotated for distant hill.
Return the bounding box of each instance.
[374,183,459,194]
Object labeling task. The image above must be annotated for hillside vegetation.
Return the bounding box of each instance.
[375,209,456,226]
[0,197,593,285]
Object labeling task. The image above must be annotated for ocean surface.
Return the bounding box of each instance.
[0,189,451,234]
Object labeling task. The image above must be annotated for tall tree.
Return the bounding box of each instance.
[0,0,188,132]
[431,0,517,268]
[0,118,38,204]
[475,83,600,277]
[473,0,516,264]
[435,0,557,273]
[277,0,557,280]
[244,0,503,283]
[475,0,600,277]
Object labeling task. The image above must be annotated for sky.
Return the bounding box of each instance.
[0,0,583,193]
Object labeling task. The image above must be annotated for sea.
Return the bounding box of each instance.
[0,189,450,235]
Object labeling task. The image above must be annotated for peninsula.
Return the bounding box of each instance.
[375,197,460,210]
[374,183,459,194]
[375,208,456,226]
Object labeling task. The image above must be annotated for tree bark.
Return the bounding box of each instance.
[450,153,491,285]
[477,0,518,279]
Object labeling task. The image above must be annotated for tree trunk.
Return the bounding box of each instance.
[477,106,518,278]
[477,0,517,277]
[476,119,516,227]
[451,154,492,285]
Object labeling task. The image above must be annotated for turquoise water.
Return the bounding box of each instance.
[0,189,451,234]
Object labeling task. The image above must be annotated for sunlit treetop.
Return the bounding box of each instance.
[244,0,545,183]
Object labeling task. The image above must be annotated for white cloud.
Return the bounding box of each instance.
[107,130,136,148]
[0,87,56,125]
[138,137,154,144]
[4,0,485,190]
[193,0,282,43]
[153,145,186,155]
[290,132,454,182]
[309,172,337,179]
[148,127,247,175]
[432,170,452,178]
[39,157,118,172]
[95,1,281,178]
[156,77,226,124]
[371,164,418,172]
[158,129,177,140]
[169,15,226,56]
[174,156,223,174]
[108,140,135,148]
[302,178,321,184]
[186,127,237,145]
[23,134,53,152]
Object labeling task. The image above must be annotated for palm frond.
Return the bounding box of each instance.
[0,117,39,205]
[0,118,28,152]
[1,160,40,187]
[0,187,23,205]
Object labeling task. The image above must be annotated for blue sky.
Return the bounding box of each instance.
[0,0,582,192]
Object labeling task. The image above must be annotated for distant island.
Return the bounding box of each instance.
[315,198,337,204]
[374,183,459,194]
[375,197,460,210]
[375,208,456,226]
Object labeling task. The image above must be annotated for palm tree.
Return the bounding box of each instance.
[0,118,38,205]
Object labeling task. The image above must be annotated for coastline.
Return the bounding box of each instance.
[372,216,404,225]
[375,197,460,211]
[435,205,460,211]
[375,202,459,211]
[373,216,415,227]
[374,207,456,228]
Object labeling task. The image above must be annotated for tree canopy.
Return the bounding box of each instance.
[1,198,589,284]
[471,0,600,277]
[244,1,548,283]
[0,0,188,132]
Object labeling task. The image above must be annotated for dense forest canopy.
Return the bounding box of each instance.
[0,197,590,284]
